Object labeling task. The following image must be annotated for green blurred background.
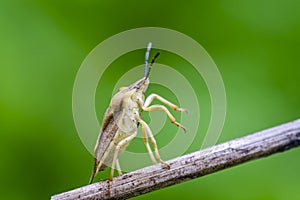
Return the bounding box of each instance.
[1,0,300,199]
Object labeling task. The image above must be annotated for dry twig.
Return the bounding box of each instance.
[51,119,300,200]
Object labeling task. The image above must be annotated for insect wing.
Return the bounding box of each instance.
[94,108,118,161]
[113,99,136,133]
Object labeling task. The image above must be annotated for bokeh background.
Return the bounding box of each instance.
[1,0,300,200]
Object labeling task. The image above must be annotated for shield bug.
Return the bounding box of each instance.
[89,42,187,183]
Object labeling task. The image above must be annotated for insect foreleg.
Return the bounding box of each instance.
[143,105,187,132]
[143,93,188,113]
[109,133,137,181]
[138,119,170,169]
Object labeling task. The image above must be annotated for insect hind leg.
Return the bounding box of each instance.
[139,119,170,169]
[110,133,137,180]
[139,119,156,164]
[116,159,122,176]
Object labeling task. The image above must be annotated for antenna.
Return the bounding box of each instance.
[144,42,152,77]
[145,51,160,79]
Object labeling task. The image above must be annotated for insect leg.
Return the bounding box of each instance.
[143,93,188,113]
[139,119,156,164]
[109,133,137,180]
[139,119,170,169]
[116,159,122,176]
[143,105,187,132]
[95,143,113,174]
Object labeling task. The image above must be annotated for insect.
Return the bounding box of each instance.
[89,42,187,183]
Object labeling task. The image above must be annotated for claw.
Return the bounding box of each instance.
[175,107,189,113]
[172,121,187,133]
[159,160,170,170]
[163,162,171,170]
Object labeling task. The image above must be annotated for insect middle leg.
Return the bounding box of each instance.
[138,119,170,169]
